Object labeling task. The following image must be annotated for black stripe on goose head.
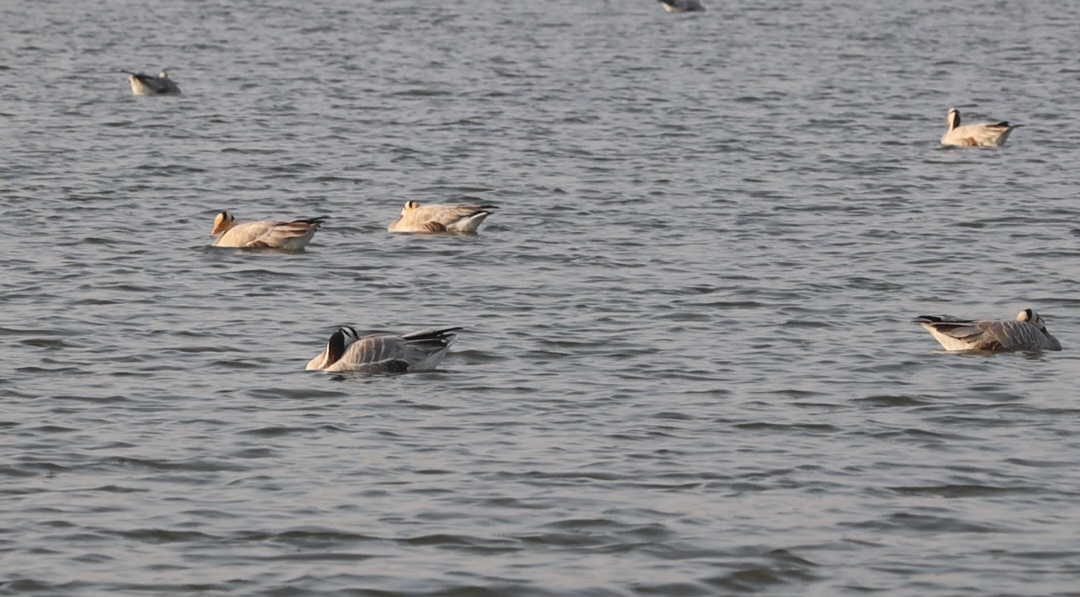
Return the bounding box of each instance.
[326,327,355,365]
[947,108,961,129]
[212,211,235,236]
[1020,309,1047,331]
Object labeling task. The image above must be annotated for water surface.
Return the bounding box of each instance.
[2,0,1080,595]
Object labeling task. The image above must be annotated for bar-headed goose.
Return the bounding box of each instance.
[306,326,462,373]
[210,211,327,249]
[658,0,706,12]
[387,201,496,233]
[940,108,1016,147]
[915,309,1061,352]
[122,70,182,95]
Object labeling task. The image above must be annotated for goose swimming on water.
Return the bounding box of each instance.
[658,0,706,11]
[387,201,496,233]
[306,326,462,373]
[915,309,1061,352]
[122,70,182,95]
[940,108,1016,147]
[210,211,327,249]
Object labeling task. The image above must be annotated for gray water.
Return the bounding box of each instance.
[3,0,1080,595]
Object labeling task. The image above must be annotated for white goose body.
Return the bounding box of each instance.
[306,326,461,373]
[659,0,705,12]
[210,211,327,249]
[915,309,1061,352]
[387,201,496,233]
[123,70,182,95]
[940,108,1016,147]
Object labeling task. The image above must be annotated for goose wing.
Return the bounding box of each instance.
[319,327,461,373]
[213,220,274,247]
[336,360,412,375]
[423,204,496,226]
[941,123,1015,147]
[326,334,420,373]
[135,73,167,92]
[660,0,705,11]
[401,327,461,351]
[157,77,181,94]
[389,219,447,233]
[916,316,1054,351]
[339,334,409,366]
[246,217,327,248]
[389,204,495,232]
[982,319,1057,350]
[122,70,179,95]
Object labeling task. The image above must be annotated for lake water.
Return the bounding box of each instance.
[3,0,1080,595]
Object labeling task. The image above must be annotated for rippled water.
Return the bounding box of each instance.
[3,0,1080,595]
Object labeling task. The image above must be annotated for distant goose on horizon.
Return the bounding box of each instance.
[915,309,1061,352]
[122,70,182,95]
[210,211,327,249]
[306,326,462,373]
[387,201,496,234]
[658,0,705,12]
[940,108,1017,147]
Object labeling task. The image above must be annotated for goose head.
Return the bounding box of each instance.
[400,200,421,216]
[325,325,360,364]
[158,71,170,79]
[211,211,236,236]
[1017,308,1048,331]
[307,326,360,370]
[946,108,961,131]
